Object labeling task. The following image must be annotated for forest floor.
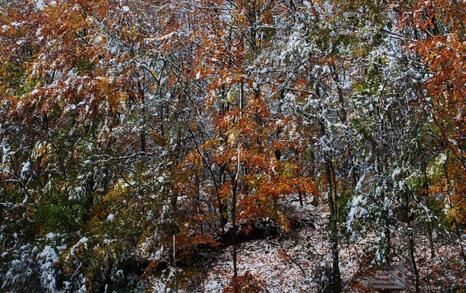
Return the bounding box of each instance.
[143,197,465,292]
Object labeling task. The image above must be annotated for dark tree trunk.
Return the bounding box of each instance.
[326,161,341,293]
[409,232,421,293]
[298,190,304,207]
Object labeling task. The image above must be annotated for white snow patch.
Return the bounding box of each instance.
[37,245,59,291]
[107,213,115,222]
[21,161,31,179]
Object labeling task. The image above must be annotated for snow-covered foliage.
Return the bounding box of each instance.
[0,0,464,292]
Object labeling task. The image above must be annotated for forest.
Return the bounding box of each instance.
[0,0,465,292]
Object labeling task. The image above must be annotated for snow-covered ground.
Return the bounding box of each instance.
[144,197,465,292]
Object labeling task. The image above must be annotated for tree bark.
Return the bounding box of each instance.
[231,178,238,292]
[326,160,342,293]
[409,230,420,293]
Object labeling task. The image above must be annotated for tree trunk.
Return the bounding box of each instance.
[427,223,435,259]
[298,190,304,207]
[326,161,342,293]
[409,231,421,293]
[231,175,238,293]
[173,235,178,293]
[231,81,244,293]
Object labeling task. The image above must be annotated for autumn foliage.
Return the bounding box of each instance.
[0,0,464,292]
